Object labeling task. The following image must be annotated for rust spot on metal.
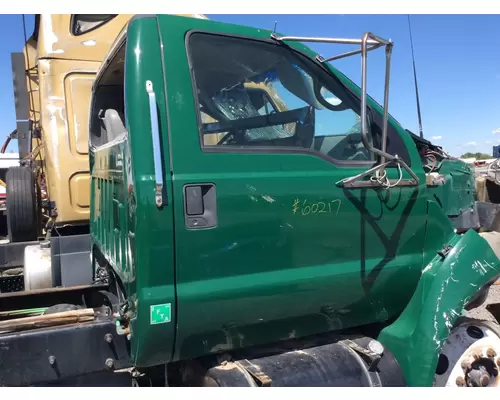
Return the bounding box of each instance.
[480,374,490,387]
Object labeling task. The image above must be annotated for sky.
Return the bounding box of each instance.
[0,14,34,152]
[0,14,499,157]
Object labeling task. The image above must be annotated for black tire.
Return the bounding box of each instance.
[43,304,83,315]
[6,166,38,242]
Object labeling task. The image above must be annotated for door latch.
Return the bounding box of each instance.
[183,184,217,229]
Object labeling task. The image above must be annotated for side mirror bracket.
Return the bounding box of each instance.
[271,31,420,189]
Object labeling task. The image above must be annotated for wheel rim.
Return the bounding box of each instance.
[434,321,500,387]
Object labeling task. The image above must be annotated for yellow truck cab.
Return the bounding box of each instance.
[6,15,134,290]
[4,14,208,292]
[10,15,134,241]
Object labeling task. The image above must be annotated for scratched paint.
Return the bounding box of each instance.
[41,14,63,55]
[471,259,495,276]
[378,229,500,386]
[261,195,276,204]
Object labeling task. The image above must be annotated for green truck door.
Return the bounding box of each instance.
[120,17,177,366]
[158,15,428,362]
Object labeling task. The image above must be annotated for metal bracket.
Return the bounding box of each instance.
[341,179,418,189]
[336,158,419,189]
[340,339,381,371]
[271,31,420,190]
[270,33,385,64]
[236,359,272,387]
[146,80,164,208]
[437,244,454,260]
[47,201,58,218]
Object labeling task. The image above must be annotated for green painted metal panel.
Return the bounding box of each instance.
[88,15,500,386]
[157,15,428,362]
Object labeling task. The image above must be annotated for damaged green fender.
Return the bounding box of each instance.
[378,227,500,387]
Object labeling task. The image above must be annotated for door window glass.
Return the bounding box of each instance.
[189,33,378,163]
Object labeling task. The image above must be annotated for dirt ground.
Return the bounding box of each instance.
[464,284,500,323]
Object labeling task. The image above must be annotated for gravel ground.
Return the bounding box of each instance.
[464,284,500,323]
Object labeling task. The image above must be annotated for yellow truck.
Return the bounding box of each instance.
[9,15,135,244]
[4,15,206,291]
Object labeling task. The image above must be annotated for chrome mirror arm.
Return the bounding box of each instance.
[271,31,419,188]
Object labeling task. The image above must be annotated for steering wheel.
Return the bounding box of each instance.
[343,132,372,161]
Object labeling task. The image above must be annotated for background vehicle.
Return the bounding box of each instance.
[3,14,205,292]
[3,15,135,292]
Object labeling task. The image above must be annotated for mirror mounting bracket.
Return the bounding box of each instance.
[271,31,419,189]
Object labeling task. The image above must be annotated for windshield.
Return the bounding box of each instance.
[71,14,117,36]
[189,33,379,162]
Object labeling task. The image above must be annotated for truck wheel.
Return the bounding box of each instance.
[433,317,500,387]
[6,166,38,242]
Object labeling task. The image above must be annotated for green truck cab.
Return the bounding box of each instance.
[1,14,499,388]
[86,15,500,387]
